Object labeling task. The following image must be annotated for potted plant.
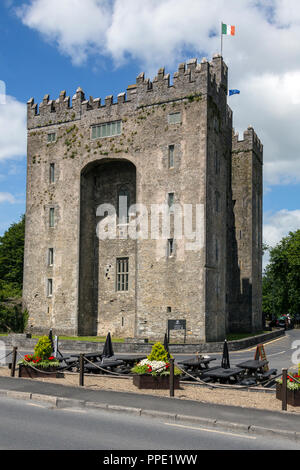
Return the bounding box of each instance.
[131,342,181,389]
[276,366,300,406]
[18,335,61,378]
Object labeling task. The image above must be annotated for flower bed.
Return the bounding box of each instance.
[17,336,62,379]
[276,371,300,406]
[131,342,182,389]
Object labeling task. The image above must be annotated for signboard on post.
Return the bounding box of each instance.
[167,319,186,344]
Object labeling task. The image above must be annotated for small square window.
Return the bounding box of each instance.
[47,133,56,143]
[168,113,181,124]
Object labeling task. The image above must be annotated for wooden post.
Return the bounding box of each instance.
[169,358,174,397]
[79,354,84,387]
[11,347,17,377]
[282,368,287,411]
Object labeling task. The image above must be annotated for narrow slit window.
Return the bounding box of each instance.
[168,145,174,168]
[48,248,54,266]
[49,208,55,227]
[168,238,174,257]
[116,257,129,291]
[50,163,55,183]
[47,279,53,297]
[168,192,174,212]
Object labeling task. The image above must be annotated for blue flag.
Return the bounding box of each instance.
[229,89,240,96]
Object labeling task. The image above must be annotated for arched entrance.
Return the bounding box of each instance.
[78,159,137,336]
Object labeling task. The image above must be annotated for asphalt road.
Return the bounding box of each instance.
[1,396,299,451]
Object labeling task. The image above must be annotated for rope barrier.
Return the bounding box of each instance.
[11,349,295,393]
[0,350,12,362]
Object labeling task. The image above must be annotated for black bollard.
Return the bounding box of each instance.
[11,347,17,378]
[282,368,287,411]
[169,358,174,397]
[79,354,85,387]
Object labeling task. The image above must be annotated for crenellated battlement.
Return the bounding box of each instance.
[232,126,263,157]
[27,55,228,129]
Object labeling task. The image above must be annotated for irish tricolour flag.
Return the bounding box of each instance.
[222,23,235,35]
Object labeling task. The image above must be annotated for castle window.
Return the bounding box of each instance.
[48,248,54,267]
[47,133,56,143]
[50,163,55,183]
[168,238,174,257]
[49,208,55,227]
[168,112,181,124]
[168,145,174,168]
[117,187,130,223]
[91,120,122,139]
[215,239,219,262]
[168,192,174,211]
[47,279,53,297]
[116,258,129,292]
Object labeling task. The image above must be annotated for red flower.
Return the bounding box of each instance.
[166,363,170,369]
[48,356,55,360]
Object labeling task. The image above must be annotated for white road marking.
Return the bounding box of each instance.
[164,422,257,439]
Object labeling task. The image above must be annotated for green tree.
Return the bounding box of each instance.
[0,215,25,300]
[263,230,300,317]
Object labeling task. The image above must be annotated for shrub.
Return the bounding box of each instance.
[0,304,28,333]
[147,342,170,362]
[34,336,53,360]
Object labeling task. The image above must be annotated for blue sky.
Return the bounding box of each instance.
[0,0,300,269]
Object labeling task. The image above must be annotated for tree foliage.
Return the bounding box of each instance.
[263,230,300,316]
[0,215,25,300]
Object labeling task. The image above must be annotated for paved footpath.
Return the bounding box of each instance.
[0,376,300,444]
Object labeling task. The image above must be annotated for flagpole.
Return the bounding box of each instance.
[221,22,223,57]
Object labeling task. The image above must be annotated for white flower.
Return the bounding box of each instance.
[138,359,167,372]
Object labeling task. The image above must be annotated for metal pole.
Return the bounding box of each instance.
[169,358,174,397]
[11,347,17,378]
[79,354,84,387]
[221,22,223,57]
[282,368,287,411]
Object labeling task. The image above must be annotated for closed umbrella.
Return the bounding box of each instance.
[48,329,54,353]
[221,339,230,369]
[102,332,114,359]
[164,333,170,359]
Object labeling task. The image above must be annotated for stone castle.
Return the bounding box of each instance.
[23,55,263,342]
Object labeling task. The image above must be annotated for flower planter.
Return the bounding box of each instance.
[276,383,300,407]
[133,374,180,390]
[18,364,64,379]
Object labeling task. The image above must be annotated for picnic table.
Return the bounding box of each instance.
[201,367,243,384]
[236,359,277,382]
[114,355,147,367]
[177,356,217,379]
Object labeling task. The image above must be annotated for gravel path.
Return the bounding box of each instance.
[1,366,299,414]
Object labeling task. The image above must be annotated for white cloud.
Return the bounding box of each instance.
[0,192,17,204]
[263,208,300,269]
[0,95,27,161]
[263,209,300,247]
[14,0,300,186]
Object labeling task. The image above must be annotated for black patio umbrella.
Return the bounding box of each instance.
[48,329,54,353]
[102,332,114,359]
[164,333,170,359]
[221,339,230,369]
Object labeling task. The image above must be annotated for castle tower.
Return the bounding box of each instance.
[23,56,263,342]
